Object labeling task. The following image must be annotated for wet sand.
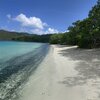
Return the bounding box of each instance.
[19,45,100,100]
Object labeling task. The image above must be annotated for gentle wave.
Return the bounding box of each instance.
[0,44,49,100]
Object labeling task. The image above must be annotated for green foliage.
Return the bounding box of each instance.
[0,30,29,40]
[12,34,52,43]
[0,30,52,43]
[50,0,100,48]
[50,34,63,44]
[1,0,100,48]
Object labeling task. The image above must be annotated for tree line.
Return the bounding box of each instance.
[1,0,100,48]
[50,0,100,48]
[0,30,52,43]
[13,34,52,43]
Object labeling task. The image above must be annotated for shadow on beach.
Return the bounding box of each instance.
[54,45,68,48]
[58,46,100,87]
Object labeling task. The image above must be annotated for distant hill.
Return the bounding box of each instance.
[0,30,52,43]
[0,30,31,40]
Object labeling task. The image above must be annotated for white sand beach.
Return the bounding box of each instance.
[19,45,100,100]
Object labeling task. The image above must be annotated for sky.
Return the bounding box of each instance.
[0,0,98,34]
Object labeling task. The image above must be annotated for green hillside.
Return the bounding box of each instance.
[0,30,51,43]
[0,30,30,40]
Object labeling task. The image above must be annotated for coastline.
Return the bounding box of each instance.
[0,42,49,100]
[19,45,100,100]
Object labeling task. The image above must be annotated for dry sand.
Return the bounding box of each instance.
[19,45,100,100]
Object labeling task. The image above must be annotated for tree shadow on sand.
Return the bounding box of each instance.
[58,46,100,87]
[54,45,69,48]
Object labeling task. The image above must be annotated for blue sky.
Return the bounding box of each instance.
[0,0,97,34]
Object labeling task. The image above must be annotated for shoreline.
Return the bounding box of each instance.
[19,45,100,100]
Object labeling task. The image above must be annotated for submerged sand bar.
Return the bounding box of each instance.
[19,45,100,100]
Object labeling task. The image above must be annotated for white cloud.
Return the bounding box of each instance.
[7,14,11,19]
[31,29,44,34]
[31,28,59,34]
[7,13,59,34]
[14,13,47,29]
[46,28,58,34]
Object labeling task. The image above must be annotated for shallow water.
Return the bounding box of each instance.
[0,41,49,100]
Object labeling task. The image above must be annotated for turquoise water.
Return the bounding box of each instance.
[0,41,42,63]
[0,41,49,100]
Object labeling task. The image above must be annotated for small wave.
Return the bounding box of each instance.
[0,44,49,100]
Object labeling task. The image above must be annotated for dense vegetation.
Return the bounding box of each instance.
[50,0,100,48]
[0,30,30,40]
[13,34,52,43]
[0,0,100,48]
[0,30,51,43]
